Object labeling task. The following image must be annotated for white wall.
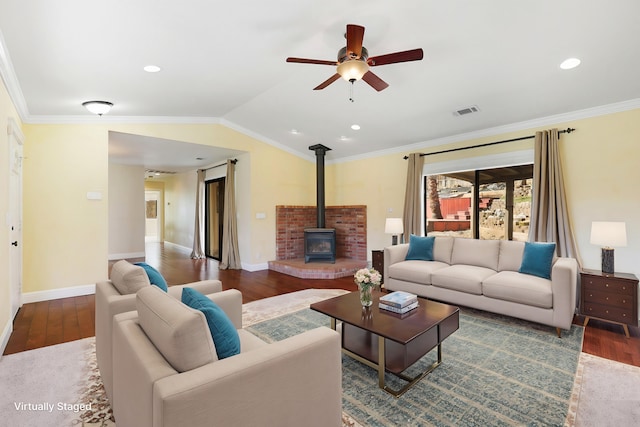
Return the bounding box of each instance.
[108,163,146,259]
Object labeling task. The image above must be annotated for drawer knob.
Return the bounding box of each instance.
[605,283,609,287]
[606,310,609,314]
[589,293,593,297]
[622,286,626,290]
[623,314,627,317]
[606,297,609,301]
[623,300,626,304]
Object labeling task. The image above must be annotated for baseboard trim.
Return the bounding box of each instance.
[22,283,96,304]
[241,262,268,272]
[108,252,145,261]
[0,320,12,359]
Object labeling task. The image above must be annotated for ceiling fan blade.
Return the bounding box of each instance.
[286,57,337,66]
[361,71,389,92]
[346,24,365,59]
[313,73,341,90]
[368,48,424,66]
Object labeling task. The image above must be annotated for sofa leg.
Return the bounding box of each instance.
[556,327,562,338]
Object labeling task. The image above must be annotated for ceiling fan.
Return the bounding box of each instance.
[286,24,423,92]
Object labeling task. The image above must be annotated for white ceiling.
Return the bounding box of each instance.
[1,0,640,168]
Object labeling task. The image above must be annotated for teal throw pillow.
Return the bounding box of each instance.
[134,262,168,292]
[519,242,556,279]
[405,235,435,261]
[181,287,240,360]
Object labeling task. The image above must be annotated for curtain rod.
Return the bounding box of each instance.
[202,158,238,171]
[403,128,576,159]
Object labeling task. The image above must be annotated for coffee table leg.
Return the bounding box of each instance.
[378,336,386,389]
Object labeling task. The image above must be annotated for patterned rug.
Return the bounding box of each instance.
[5,289,638,426]
[247,306,585,426]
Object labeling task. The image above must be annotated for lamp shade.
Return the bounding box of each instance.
[590,221,627,248]
[385,218,404,235]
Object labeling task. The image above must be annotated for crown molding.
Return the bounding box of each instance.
[331,98,640,165]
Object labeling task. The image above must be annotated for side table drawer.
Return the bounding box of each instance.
[583,276,634,295]
[583,289,634,309]
[583,302,634,325]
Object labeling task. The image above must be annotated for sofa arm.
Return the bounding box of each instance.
[550,257,578,330]
[153,327,342,427]
[167,280,222,300]
[384,243,409,282]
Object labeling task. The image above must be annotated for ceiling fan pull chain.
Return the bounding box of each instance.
[349,81,355,103]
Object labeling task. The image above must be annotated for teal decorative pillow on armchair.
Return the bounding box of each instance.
[182,287,240,360]
[135,262,168,292]
[519,242,556,279]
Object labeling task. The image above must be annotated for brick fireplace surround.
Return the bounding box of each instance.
[268,205,368,279]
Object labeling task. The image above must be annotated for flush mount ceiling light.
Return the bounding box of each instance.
[560,57,581,70]
[82,100,113,116]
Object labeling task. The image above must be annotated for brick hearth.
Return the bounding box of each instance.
[269,205,367,279]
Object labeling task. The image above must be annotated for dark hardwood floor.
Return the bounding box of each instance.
[4,242,639,367]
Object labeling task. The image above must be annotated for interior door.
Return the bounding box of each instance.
[205,178,225,260]
[8,118,24,319]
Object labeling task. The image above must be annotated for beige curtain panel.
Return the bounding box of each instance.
[529,129,581,265]
[403,153,425,241]
[220,159,241,270]
[190,169,206,259]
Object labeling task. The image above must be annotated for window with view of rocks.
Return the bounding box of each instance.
[424,164,533,241]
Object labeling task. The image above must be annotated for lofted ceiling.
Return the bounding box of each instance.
[1,0,640,169]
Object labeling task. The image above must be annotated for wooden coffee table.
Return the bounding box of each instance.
[310,290,459,397]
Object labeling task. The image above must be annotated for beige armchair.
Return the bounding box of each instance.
[96,260,222,406]
[112,286,342,427]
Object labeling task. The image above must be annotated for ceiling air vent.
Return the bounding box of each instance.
[453,105,480,117]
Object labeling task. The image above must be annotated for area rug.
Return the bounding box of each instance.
[2,289,637,426]
[247,306,584,426]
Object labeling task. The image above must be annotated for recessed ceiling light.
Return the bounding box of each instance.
[340,136,348,141]
[144,65,161,73]
[290,129,300,135]
[560,58,581,70]
[351,124,361,130]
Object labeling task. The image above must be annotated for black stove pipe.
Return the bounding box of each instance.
[309,144,331,228]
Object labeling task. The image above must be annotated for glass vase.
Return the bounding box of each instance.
[358,283,373,307]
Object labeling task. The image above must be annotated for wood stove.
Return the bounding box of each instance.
[304,228,336,263]
[305,144,336,263]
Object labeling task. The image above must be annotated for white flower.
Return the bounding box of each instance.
[354,268,381,287]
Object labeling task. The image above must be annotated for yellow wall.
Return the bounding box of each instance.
[330,109,640,278]
[14,104,640,297]
[21,122,316,292]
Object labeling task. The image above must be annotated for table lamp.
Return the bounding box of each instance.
[590,221,627,274]
[385,218,404,245]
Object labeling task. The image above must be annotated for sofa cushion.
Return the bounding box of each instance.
[431,265,497,295]
[433,236,454,264]
[134,262,168,292]
[388,260,449,284]
[451,238,500,270]
[136,285,217,372]
[482,271,553,308]
[405,235,435,261]
[519,242,556,279]
[498,240,525,272]
[182,287,241,360]
[110,260,150,295]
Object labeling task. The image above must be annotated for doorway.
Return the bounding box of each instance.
[145,190,162,243]
[205,178,225,260]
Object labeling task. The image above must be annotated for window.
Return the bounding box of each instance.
[424,164,533,241]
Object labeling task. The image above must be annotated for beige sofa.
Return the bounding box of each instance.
[112,286,342,427]
[96,260,223,406]
[384,237,578,336]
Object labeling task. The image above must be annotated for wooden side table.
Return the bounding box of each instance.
[580,269,638,337]
[372,250,384,281]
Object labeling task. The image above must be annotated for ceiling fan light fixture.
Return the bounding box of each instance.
[82,100,113,115]
[337,59,369,82]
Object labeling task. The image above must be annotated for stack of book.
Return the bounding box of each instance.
[379,291,418,314]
